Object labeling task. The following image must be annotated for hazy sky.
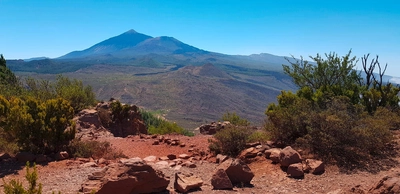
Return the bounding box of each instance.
[0,0,399,75]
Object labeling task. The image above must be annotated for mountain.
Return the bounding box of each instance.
[59,29,153,59]
[7,29,297,128]
[59,30,208,60]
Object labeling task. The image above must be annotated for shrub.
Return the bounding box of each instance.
[266,51,399,168]
[247,130,270,143]
[1,96,75,154]
[267,96,394,166]
[24,75,97,113]
[221,112,250,126]
[208,126,251,157]
[265,91,312,144]
[69,140,127,160]
[54,75,97,112]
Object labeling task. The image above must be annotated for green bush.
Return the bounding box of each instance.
[221,112,250,126]
[0,96,75,154]
[208,126,251,157]
[247,130,270,143]
[3,162,43,194]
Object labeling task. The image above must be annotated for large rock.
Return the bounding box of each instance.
[174,172,203,193]
[16,152,36,163]
[287,163,304,178]
[369,173,400,194]
[279,146,302,167]
[81,157,169,194]
[219,158,254,185]
[265,148,281,163]
[304,159,325,175]
[211,169,233,190]
[197,121,231,135]
[239,147,259,159]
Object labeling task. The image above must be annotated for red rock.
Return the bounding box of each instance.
[82,158,169,194]
[304,159,325,175]
[219,158,254,184]
[211,169,233,190]
[167,154,177,160]
[266,148,281,163]
[239,147,259,159]
[174,172,203,193]
[279,146,302,167]
[369,174,400,194]
[287,163,304,178]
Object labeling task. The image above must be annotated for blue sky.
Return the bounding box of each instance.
[1,0,399,76]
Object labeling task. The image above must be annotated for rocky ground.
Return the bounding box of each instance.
[0,131,399,194]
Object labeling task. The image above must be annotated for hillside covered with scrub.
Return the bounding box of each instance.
[0,51,400,193]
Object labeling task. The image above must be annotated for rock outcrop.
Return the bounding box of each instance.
[196,121,231,135]
[81,157,169,194]
[75,101,147,139]
[369,173,400,194]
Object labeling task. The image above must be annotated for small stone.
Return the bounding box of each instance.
[179,154,190,159]
[143,155,157,163]
[183,161,196,168]
[159,156,169,161]
[167,154,177,160]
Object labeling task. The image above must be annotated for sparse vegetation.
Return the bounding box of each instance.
[266,51,399,167]
[141,109,194,136]
[68,140,127,160]
[208,126,251,157]
[221,112,250,126]
[25,75,97,113]
[3,162,43,194]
